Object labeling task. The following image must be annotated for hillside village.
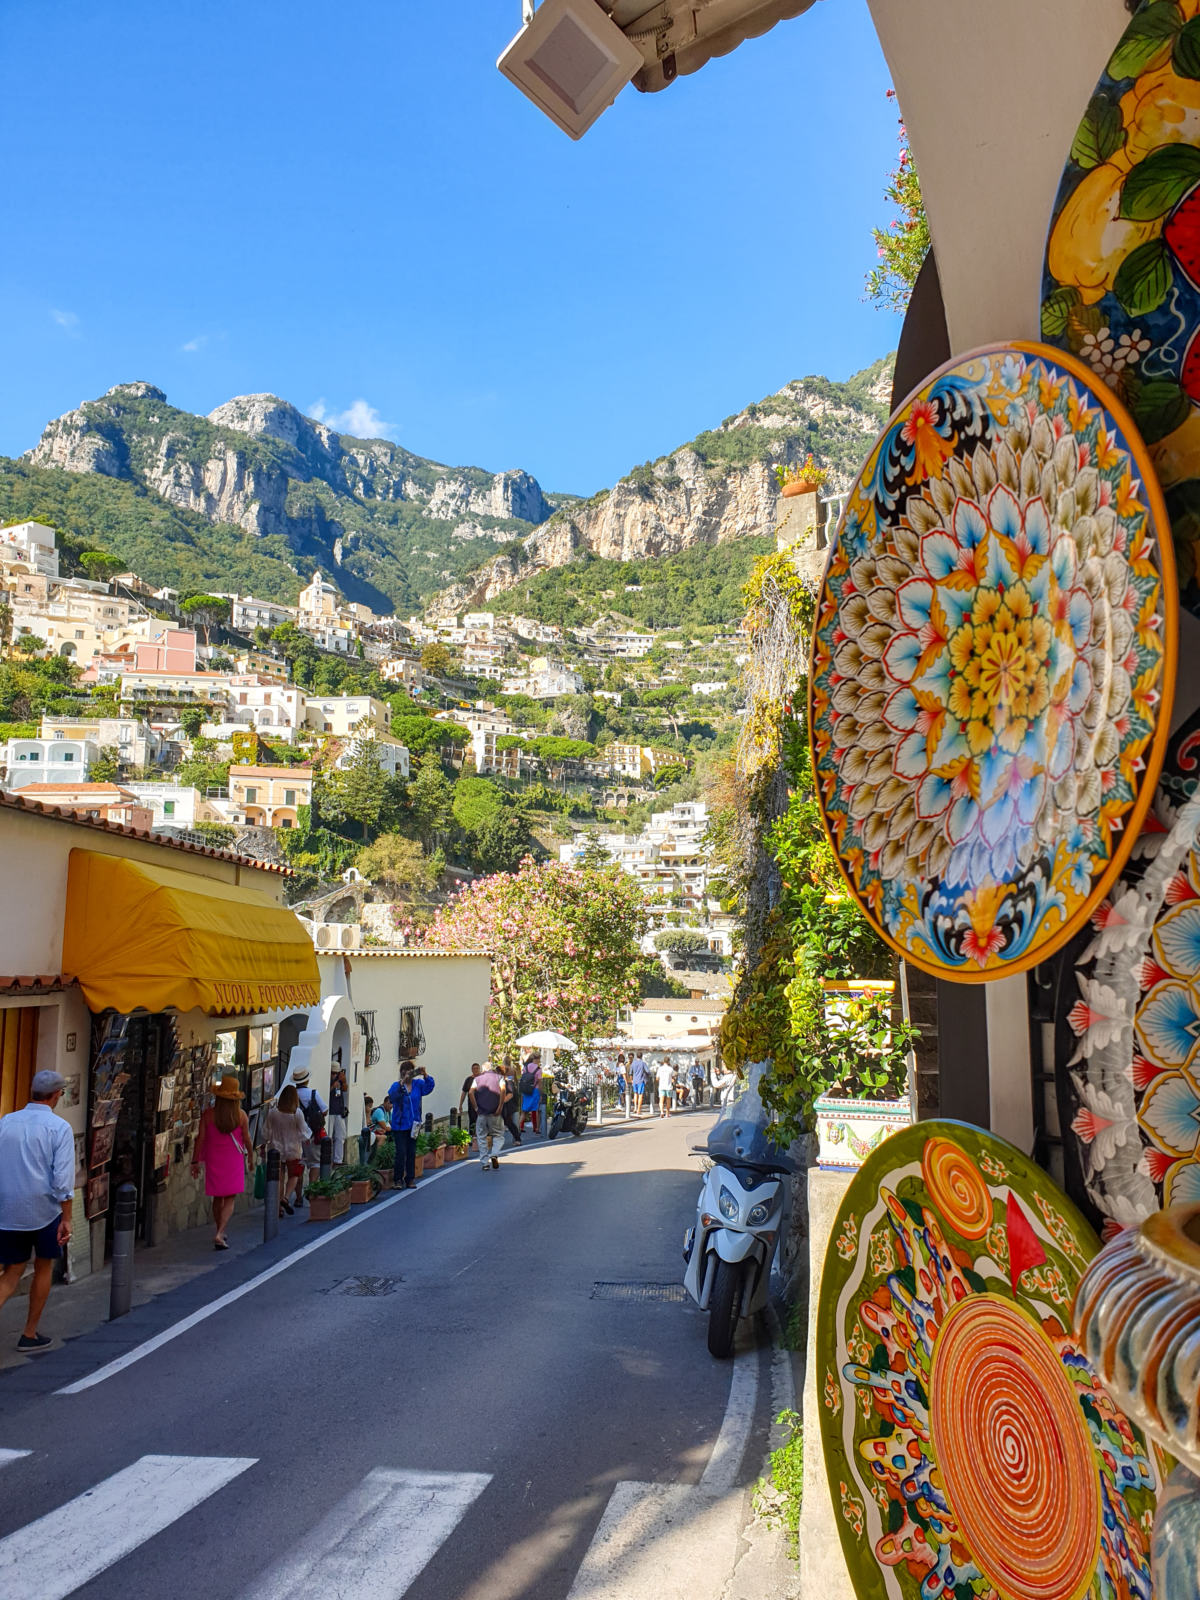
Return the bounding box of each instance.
[0,515,747,981]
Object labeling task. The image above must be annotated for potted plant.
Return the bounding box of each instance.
[812,983,915,1170]
[428,1128,446,1168]
[369,1139,395,1189]
[775,454,829,498]
[447,1127,470,1162]
[413,1132,428,1178]
[306,1175,351,1221]
[342,1164,382,1205]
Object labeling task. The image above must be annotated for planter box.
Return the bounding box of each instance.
[814,1095,912,1171]
[348,1179,374,1205]
[413,1154,425,1179]
[430,1147,445,1168]
[308,1187,351,1222]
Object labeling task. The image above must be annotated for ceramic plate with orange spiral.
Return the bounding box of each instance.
[816,1120,1162,1600]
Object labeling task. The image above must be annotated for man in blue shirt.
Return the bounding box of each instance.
[388,1063,435,1189]
[0,1070,74,1352]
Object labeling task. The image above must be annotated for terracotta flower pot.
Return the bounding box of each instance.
[431,1146,445,1168]
[349,1179,374,1205]
[413,1154,425,1178]
[308,1188,351,1221]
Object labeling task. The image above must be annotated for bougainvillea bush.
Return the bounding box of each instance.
[402,857,647,1064]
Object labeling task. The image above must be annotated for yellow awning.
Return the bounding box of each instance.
[62,849,320,1016]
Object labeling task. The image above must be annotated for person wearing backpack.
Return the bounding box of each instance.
[469,1061,507,1171]
[518,1053,542,1136]
[500,1062,522,1147]
[293,1069,327,1205]
[387,1062,436,1189]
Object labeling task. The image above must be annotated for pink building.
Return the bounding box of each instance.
[134,629,198,673]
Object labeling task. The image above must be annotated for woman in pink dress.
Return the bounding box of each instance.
[191,1076,253,1249]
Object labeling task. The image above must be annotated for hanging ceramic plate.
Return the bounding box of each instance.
[1060,702,1200,1229]
[1041,0,1200,615]
[809,342,1176,982]
[816,1119,1162,1600]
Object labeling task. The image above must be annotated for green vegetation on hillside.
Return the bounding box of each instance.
[0,459,304,600]
[494,538,773,629]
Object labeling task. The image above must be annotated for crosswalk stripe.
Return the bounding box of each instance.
[0,1449,31,1468]
[567,1481,745,1600]
[240,1467,491,1599]
[0,1453,256,1600]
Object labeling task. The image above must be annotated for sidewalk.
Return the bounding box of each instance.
[0,1197,288,1375]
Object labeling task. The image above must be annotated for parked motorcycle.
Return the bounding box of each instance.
[548,1081,590,1139]
[682,1064,793,1357]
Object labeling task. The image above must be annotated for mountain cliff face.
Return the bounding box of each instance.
[24,383,558,611]
[12,358,891,616]
[448,358,893,607]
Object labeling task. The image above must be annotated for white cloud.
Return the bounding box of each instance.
[181,335,208,353]
[50,308,79,332]
[306,397,396,439]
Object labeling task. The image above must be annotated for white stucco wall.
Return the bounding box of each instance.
[868,0,1131,356]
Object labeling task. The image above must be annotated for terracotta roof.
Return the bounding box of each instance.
[0,789,292,875]
[637,997,726,1013]
[17,782,137,798]
[346,947,493,960]
[0,974,64,995]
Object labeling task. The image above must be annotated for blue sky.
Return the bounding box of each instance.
[1,0,899,494]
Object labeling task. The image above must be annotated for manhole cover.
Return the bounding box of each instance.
[326,1275,403,1297]
[591,1281,687,1304]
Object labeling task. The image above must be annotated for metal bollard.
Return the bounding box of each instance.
[319,1136,333,1183]
[595,1081,604,1128]
[625,1086,631,1120]
[263,1148,280,1243]
[109,1182,137,1321]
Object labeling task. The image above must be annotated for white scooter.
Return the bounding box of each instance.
[682,1064,794,1357]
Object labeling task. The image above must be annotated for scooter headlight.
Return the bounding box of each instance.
[718,1185,739,1221]
[746,1200,771,1228]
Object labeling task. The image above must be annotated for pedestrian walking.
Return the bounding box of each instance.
[500,1062,522,1146]
[656,1056,675,1118]
[191,1075,253,1248]
[0,1070,74,1351]
[458,1063,481,1150]
[518,1053,542,1136]
[328,1063,349,1164]
[615,1053,627,1109]
[293,1068,327,1202]
[470,1062,507,1171]
[264,1085,309,1215]
[631,1052,648,1116]
[388,1063,436,1189]
[690,1059,708,1109]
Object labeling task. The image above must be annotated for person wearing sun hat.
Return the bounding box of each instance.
[191,1075,253,1250]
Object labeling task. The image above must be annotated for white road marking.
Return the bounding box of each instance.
[0,1449,30,1468]
[698,1345,758,1495]
[567,1481,745,1600]
[241,1467,491,1599]
[56,1158,471,1395]
[0,1453,255,1600]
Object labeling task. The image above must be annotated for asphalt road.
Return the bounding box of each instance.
[0,1110,782,1600]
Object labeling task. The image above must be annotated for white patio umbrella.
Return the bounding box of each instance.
[516,1030,578,1052]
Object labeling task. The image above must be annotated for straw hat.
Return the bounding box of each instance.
[292,1068,310,1085]
[213,1076,243,1100]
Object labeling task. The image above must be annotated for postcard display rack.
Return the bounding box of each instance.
[86,1013,214,1235]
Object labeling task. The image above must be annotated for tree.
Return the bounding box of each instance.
[865,92,929,313]
[408,751,455,851]
[654,928,711,954]
[178,705,206,740]
[180,594,231,646]
[391,714,470,756]
[475,812,534,874]
[325,737,390,839]
[452,775,505,838]
[88,747,121,782]
[420,642,452,678]
[413,857,647,1061]
[354,834,436,899]
[0,602,11,653]
[79,551,124,584]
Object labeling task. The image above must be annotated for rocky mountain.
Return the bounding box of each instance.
[17,382,567,613]
[446,357,893,608]
[4,357,891,617]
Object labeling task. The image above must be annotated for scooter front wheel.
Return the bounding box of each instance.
[707,1257,742,1358]
[549,1113,564,1140]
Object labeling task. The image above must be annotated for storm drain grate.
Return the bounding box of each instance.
[591,1281,687,1304]
[325,1274,404,1297]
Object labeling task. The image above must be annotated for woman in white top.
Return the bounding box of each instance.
[656,1057,675,1118]
[263,1083,309,1215]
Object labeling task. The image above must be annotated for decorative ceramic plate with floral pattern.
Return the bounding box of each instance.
[1041,0,1200,616]
[809,342,1176,981]
[817,1120,1163,1600]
